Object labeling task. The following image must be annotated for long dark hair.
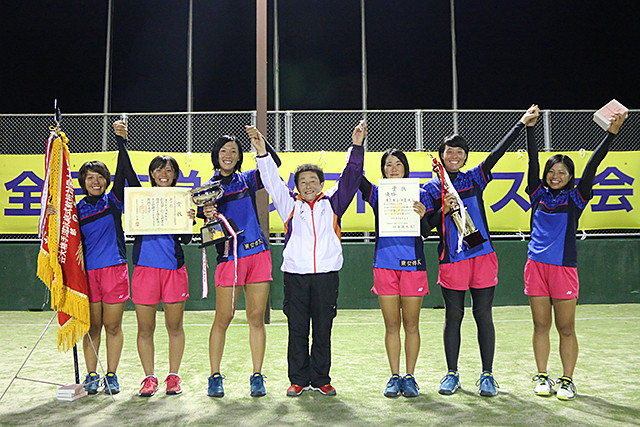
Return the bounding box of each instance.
[211,135,243,173]
[542,154,575,190]
[380,149,410,178]
[148,155,180,187]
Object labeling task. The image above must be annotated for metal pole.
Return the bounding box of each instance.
[543,110,552,151]
[187,0,194,153]
[360,0,368,116]
[274,0,281,150]
[73,345,80,384]
[256,0,270,324]
[102,0,114,151]
[450,0,459,134]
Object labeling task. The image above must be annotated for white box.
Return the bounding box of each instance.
[594,99,628,131]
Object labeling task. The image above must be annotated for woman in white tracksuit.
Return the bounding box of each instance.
[246,121,366,397]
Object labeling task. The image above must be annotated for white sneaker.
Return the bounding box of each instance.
[556,377,576,401]
[533,373,554,396]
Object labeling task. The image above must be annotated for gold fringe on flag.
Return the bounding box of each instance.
[36,131,90,351]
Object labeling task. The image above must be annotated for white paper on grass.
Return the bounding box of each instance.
[377,178,420,237]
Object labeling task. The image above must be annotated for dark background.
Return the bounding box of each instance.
[2,0,638,114]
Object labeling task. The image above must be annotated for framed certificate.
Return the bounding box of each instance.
[124,187,193,235]
[378,178,420,237]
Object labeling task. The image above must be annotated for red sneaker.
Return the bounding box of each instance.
[286,384,307,397]
[165,374,182,395]
[315,384,336,396]
[139,376,159,397]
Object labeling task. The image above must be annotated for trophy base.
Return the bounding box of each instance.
[463,230,487,249]
[199,217,243,249]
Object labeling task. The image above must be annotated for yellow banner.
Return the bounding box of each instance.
[1,151,638,234]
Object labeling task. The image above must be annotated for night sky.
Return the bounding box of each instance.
[2,0,638,114]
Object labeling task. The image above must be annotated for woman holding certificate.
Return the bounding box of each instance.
[202,131,281,398]
[525,107,626,401]
[422,105,539,397]
[132,152,195,398]
[359,150,430,398]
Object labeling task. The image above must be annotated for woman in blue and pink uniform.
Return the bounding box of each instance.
[359,149,430,398]
[75,120,138,395]
[133,154,195,397]
[525,107,626,401]
[202,131,281,398]
[422,106,539,397]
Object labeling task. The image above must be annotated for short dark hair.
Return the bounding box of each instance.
[294,164,324,188]
[380,149,410,178]
[211,135,243,173]
[148,155,180,187]
[542,154,575,190]
[78,161,111,195]
[438,134,470,166]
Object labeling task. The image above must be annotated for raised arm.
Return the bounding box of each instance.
[112,120,141,202]
[251,129,296,222]
[359,174,374,204]
[245,125,281,166]
[328,121,366,217]
[523,105,541,193]
[482,105,538,174]
[576,112,626,199]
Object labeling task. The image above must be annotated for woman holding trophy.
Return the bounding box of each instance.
[525,107,626,400]
[422,105,539,397]
[202,132,281,398]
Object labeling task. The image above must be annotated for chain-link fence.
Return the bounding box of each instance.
[1,109,638,241]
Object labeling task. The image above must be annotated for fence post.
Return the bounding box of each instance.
[285,111,292,151]
[543,110,552,151]
[415,110,423,151]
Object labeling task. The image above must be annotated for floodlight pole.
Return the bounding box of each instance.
[256,0,270,324]
[450,0,459,134]
[102,0,114,151]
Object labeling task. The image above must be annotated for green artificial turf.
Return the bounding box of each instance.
[1,304,639,426]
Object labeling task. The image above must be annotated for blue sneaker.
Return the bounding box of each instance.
[384,374,403,398]
[402,374,420,398]
[477,371,499,397]
[250,373,266,397]
[438,371,460,395]
[83,372,100,395]
[208,373,225,397]
[103,372,120,395]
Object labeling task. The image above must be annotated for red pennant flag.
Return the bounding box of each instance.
[37,130,90,351]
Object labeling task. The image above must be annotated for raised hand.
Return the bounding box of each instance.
[521,104,540,127]
[245,125,267,155]
[352,120,367,146]
[113,120,128,139]
[608,111,628,134]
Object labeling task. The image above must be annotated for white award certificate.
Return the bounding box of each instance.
[378,178,420,237]
[124,187,192,235]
